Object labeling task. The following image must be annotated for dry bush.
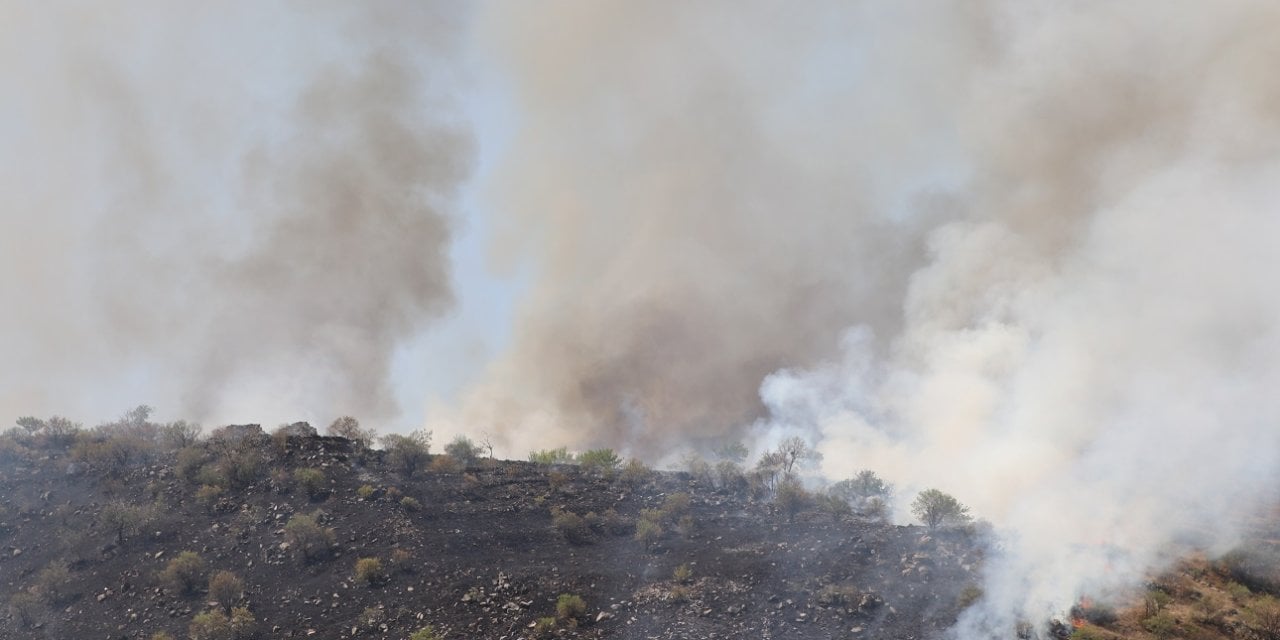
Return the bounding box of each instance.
[284,512,335,562]
[208,570,244,613]
[32,560,78,605]
[8,591,40,627]
[400,496,422,512]
[354,557,387,586]
[161,551,207,595]
[551,507,594,545]
[430,454,462,474]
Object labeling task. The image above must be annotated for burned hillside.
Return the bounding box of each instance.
[0,419,985,639]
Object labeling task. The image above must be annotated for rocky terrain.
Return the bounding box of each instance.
[2,421,1279,640]
[0,423,985,639]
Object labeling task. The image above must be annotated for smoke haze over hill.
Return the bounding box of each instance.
[6,1,1280,634]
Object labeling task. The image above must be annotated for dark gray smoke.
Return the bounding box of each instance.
[0,2,472,423]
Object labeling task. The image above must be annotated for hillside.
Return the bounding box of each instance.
[0,423,983,640]
[1,421,1278,640]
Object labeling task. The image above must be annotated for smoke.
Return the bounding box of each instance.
[0,2,472,424]
[456,0,1280,633]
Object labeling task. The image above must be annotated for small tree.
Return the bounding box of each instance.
[775,436,822,476]
[381,430,432,477]
[911,488,972,530]
[327,416,376,449]
[444,435,482,465]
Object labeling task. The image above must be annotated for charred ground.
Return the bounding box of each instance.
[0,423,983,640]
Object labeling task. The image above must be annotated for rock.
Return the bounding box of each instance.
[596,611,613,622]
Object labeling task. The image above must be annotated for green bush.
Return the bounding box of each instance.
[444,435,482,465]
[673,564,693,584]
[1143,612,1178,639]
[409,625,443,640]
[400,496,422,512]
[284,513,335,562]
[354,557,386,586]
[556,593,586,622]
[188,606,256,640]
[528,447,573,465]
[189,610,232,640]
[635,516,663,551]
[356,484,376,500]
[577,449,621,475]
[381,430,432,477]
[619,458,652,485]
[293,468,325,499]
[161,551,207,595]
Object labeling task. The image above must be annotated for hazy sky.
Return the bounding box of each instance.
[8,2,1280,631]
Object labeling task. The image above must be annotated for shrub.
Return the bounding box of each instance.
[775,479,812,522]
[284,513,335,562]
[150,632,176,640]
[356,484,376,500]
[100,502,150,544]
[547,471,569,491]
[161,551,207,595]
[32,560,77,605]
[293,468,326,499]
[188,611,231,640]
[715,460,747,494]
[221,449,263,491]
[8,591,39,628]
[816,493,854,520]
[444,436,482,465]
[533,617,557,636]
[390,548,414,573]
[354,557,386,586]
[619,458,652,485]
[577,449,621,475]
[229,607,256,638]
[196,484,224,510]
[957,584,984,609]
[673,564,693,583]
[635,516,663,551]
[556,593,586,622]
[400,496,422,512]
[409,627,443,640]
[601,509,633,536]
[551,507,594,545]
[430,454,462,474]
[208,570,244,613]
[1247,595,1280,640]
[661,492,692,521]
[1143,612,1178,639]
[528,447,573,465]
[382,431,432,477]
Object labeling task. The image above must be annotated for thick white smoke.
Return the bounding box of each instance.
[460,0,1280,633]
[0,2,471,424]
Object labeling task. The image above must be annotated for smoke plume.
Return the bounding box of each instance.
[0,2,472,423]
[459,0,1280,632]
